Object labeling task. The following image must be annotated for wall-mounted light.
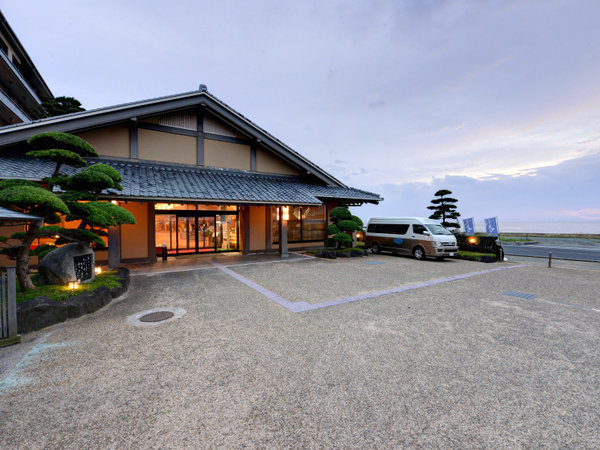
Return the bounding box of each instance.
[111,200,118,205]
[282,206,289,221]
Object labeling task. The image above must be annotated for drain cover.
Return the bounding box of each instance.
[127,307,187,327]
[139,311,175,322]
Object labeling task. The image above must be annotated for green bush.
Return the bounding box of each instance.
[327,224,340,235]
[330,206,352,219]
[337,220,360,232]
[458,251,496,261]
[333,232,352,246]
[351,215,364,227]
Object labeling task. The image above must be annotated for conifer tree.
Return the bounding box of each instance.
[0,132,135,291]
[427,189,461,229]
[325,206,363,248]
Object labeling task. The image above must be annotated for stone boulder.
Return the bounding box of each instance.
[38,243,95,285]
[17,296,67,334]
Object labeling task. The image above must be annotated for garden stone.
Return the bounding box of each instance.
[94,286,113,307]
[325,251,337,259]
[64,291,103,318]
[351,249,365,257]
[338,251,351,258]
[109,285,124,298]
[115,267,130,290]
[17,296,67,333]
[38,242,95,285]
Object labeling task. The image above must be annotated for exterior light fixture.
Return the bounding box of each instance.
[94,267,102,275]
[111,200,118,205]
[282,206,289,221]
[68,280,80,290]
[468,236,478,245]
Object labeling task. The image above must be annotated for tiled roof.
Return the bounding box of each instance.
[0,155,382,205]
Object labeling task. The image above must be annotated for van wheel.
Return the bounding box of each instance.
[413,246,426,260]
[371,242,381,254]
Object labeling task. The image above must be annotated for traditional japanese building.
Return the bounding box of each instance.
[0,86,382,266]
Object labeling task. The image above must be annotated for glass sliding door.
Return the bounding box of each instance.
[177,216,197,254]
[198,216,215,252]
[216,214,238,251]
[155,205,238,255]
[155,214,177,254]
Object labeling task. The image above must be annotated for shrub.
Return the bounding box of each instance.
[330,206,352,219]
[333,233,353,245]
[456,234,503,259]
[326,224,340,235]
[337,220,360,232]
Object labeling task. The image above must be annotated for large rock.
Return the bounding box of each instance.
[17,296,68,333]
[38,243,95,285]
[64,291,103,318]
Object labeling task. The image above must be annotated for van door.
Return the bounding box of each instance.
[389,223,411,255]
[410,224,433,256]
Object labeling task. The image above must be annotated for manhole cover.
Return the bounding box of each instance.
[127,307,187,327]
[139,311,175,322]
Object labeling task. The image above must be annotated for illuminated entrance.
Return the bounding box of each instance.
[154,204,238,255]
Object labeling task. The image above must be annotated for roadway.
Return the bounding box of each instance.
[501,240,600,262]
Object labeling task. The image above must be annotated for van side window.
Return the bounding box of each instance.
[413,224,427,235]
[367,224,409,234]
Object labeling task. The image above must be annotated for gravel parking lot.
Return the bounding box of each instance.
[1,255,599,448]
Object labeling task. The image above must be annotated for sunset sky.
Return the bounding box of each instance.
[4,0,600,226]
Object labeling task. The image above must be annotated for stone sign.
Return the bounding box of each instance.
[73,254,93,281]
[38,243,96,285]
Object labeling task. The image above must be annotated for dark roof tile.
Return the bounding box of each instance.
[0,155,382,205]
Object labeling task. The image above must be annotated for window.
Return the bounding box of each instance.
[367,223,409,234]
[302,205,326,240]
[272,205,326,243]
[413,224,427,235]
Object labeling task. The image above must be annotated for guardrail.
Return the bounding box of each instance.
[1,266,20,347]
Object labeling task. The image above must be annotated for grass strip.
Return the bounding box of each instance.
[16,271,121,304]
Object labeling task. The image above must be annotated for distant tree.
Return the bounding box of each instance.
[40,96,85,117]
[427,189,461,229]
[325,206,363,248]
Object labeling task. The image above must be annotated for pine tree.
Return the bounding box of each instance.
[40,96,85,117]
[0,132,135,291]
[427,189,461,229]
[325,206,363,248]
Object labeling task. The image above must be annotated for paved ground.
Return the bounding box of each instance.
[1,254,599,447]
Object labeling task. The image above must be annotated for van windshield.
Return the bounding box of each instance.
[425,224,453,235]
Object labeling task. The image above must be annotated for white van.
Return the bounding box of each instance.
[365,217,458,260]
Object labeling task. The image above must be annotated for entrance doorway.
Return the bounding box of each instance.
[155,205,238,255]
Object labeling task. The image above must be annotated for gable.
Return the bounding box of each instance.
[0,89,345,187]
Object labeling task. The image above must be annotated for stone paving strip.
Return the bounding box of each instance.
[213,261,527,312]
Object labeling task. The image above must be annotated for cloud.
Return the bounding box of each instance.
[351,152,600,224]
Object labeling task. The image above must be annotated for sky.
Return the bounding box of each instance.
[4,0,600,229]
